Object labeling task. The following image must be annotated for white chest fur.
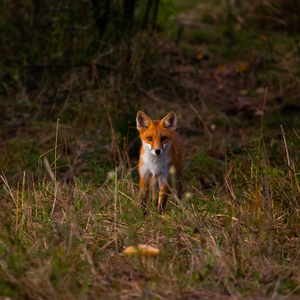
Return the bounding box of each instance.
[140,141,171,180]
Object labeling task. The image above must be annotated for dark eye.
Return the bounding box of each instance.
[147,137,153,141]
[161,136,167,141]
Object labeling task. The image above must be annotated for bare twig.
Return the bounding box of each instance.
[127,136,139,151]
[293,127,300,141]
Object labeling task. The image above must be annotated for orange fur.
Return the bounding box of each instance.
[136,111,184,213]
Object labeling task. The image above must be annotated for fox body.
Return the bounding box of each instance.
[136,111,184,213]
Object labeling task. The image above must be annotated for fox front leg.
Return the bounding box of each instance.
[139,176,150,212]
[157,178,169,213]
[150,176,160,208]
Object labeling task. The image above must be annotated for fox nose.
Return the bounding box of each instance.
[155,149,161,155]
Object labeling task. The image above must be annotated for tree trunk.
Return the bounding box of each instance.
[143,0,152,30]
[91,0,110,38]
[123,0,137,32]
[152,0,159,31]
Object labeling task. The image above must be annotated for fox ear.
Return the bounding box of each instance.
[161,111,177,130]
[136,111,151,131]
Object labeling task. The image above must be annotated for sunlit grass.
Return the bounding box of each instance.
[1,128,300,298]
[1,0,300,298]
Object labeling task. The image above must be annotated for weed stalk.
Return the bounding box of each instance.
[51,118,59,216]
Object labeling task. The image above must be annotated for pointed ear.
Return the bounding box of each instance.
[136,111,152,131]
[161,111,177,130]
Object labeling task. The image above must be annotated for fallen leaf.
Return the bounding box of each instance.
[217,65,225,71]
[123,244,160,256]
[196,53,204,60]
[258,34,267,40]
[236,62,248,72]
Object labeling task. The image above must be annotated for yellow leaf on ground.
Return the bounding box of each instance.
[217,65,224,71]
[258,34,267,40]
[196,53,204,60]
[236,62,248,72]
[123,244,160,256]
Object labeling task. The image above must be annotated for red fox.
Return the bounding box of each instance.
[136,110,184,213]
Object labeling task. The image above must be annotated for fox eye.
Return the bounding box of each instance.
[161,136,167,141]
[147,137,153,141]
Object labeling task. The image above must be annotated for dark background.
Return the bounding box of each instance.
[1,0,300,184]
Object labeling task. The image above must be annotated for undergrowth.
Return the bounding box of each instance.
[1,129,300,299]
[1,0,300,299]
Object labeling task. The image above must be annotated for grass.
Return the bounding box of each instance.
[1,128,300,299]
[2,0,300,298]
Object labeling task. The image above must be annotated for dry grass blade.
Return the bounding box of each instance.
[114,166,118,252]
[2,1,300,298]
[43,157,55,181]
[51,118,59,216]
[1,173,16,205]
[189,103,212,147]
[280,124,296,204]
[280,125,291,168]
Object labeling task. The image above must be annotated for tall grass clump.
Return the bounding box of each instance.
[1,123,300,299]
[2,0,300,298]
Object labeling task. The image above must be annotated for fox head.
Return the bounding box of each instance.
[136,111,177,156]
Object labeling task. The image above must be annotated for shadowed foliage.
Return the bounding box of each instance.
[1,0,300,299]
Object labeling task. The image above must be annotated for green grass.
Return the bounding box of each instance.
[1,130,300,299]
[2,0,300,298]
